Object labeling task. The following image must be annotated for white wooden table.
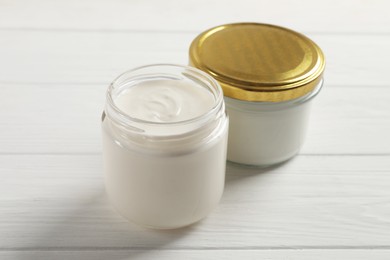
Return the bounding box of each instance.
[1,1,390,259]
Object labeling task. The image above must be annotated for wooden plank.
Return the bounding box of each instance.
[0,0,389,33]
[1,155,389,249]
[0,84,388,154]
[1,249,390,260]
[0,31,389,86]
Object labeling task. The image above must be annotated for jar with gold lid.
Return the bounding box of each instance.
[189,23,325,166]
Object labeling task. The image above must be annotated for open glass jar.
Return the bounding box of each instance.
[190,23,325,166]
[102,64,228,229]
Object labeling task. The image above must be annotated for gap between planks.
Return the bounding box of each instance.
[2,246,390,251]
[1,27,390,36]
[1,82,389,88]
[0,153,388,156]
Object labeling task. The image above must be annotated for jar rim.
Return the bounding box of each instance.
[105,64,225,134]
[225,79,323,112]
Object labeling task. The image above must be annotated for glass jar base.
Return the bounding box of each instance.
[107,188,223,230]
[227,150,299,169]
[126,217,205,230]
[111,203,214,230]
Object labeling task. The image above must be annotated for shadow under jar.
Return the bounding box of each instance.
[101,64,229,229]
[189,23,325,167]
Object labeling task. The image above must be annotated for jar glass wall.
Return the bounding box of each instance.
[225,80,323,166]
[101,64,229,229]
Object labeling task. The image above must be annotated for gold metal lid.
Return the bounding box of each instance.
[189,23,325,102]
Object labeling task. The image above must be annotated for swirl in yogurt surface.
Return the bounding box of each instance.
[114,79,215,123]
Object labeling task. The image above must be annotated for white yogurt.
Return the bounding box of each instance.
[102,65,228,229]
[115,79,215,123]
[224,82,321,166]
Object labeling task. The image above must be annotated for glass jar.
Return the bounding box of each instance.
[101,64,229,229]
[190,23,325,167]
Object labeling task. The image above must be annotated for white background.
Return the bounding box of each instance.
[0,0,390,259]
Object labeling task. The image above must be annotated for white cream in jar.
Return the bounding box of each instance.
[190,23,325,167]
[101,64,228,229]
[224,85,322,165]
